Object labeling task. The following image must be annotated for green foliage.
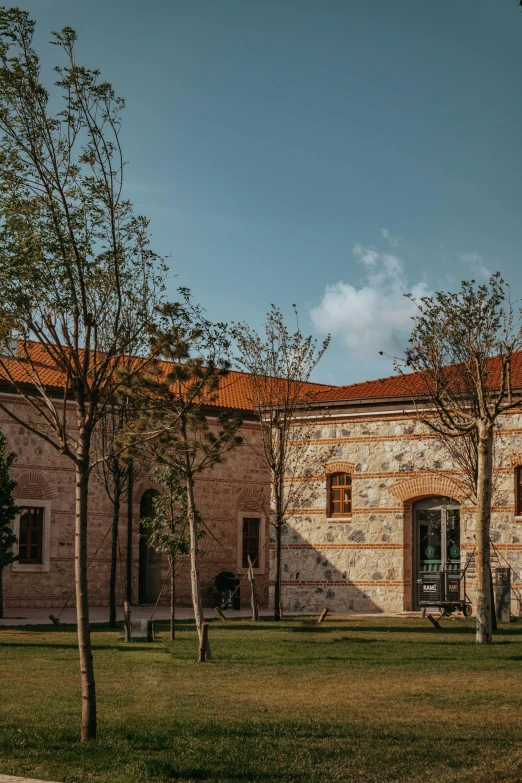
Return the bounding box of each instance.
[395,274,522,493]
[234,303,330,393]
[119,289,243,475]
[0,431,18,569]
[404,273,521,411]
[139,466,200,562]
[232,303,332,490]
[0,7,166,457]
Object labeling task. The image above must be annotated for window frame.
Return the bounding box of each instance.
[12,498,52,573]
[18,506,44,564]
[327,472,352,519]
[241,517,260,569]
[237,512,265,574]
[516,466,522,518]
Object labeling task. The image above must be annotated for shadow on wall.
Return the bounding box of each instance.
[273,519,384,614]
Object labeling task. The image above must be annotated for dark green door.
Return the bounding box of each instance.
[414,499,460,608]
[418,509,442,572]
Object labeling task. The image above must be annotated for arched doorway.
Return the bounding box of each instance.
[412,496,461,609]
[138,489,161,604]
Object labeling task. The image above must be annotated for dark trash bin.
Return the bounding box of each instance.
[215,571,240,610]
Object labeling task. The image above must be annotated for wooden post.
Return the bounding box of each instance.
[318,608,329,624]
[247,556,259,621]
[146,619,154,642]
[123,601,132,642]
[427,613,440,630]
[214,606,227,622]
[198,622,209,662]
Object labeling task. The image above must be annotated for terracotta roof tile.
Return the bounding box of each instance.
[3,344,522,410]
[0,348,336,413]
[314,351,522,404]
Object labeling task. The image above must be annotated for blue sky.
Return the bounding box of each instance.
[20,0,522,385]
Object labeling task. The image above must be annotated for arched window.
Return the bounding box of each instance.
[328,473,352,518]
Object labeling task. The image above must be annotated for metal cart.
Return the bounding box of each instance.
[417,564,472,617]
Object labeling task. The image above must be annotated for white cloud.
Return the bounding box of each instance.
[310,245,431,361]
[380,227,400,248]
[458,251,491,279]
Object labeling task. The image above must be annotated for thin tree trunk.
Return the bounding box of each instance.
[126,460,134,604]
[75,442,97,740]
[475,421,494,644]
[186,470,210,658]
[274,423,285,621]
[109,478,121,629]
[180,411,210,659]
[170,557,175,641]
[0,565,3,620]
[274,518,282,621]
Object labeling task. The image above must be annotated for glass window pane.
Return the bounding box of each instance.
[419,510,442,570]
[332,502,341,514]
[446,509,460,563]
[19,545,27,559]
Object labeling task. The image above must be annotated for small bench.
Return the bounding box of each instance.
[119,619,154,641]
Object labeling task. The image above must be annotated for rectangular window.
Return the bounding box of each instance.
[242,517,259,568]
[329,473,352,517]
[517,467,522,516]
[18,506,44,564]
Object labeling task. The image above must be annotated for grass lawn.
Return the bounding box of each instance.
[1,616,522,783]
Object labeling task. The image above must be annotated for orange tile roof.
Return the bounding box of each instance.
[2,344,522,410]
[0,347,336,413]
[210,370,336,411]
[314,351,522,404]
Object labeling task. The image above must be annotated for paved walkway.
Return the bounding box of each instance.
[0,605,331,626]
[0,604,291,626]
[0,605,415,626]
[0,776,60,782]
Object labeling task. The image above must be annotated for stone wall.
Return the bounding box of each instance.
[272,409,522,614]
[1,394,271,610]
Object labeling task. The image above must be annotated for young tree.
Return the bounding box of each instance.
[120,292,243,657]
[397,275,522,644]
[233,306,333,621]
[0,11,165,738]
[139,466,194,640]
[93,402,137,628]
[0,432,18,619]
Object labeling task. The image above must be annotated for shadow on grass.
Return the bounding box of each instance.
[0,641,162,651]
[288,623,478,635]
[145,760,293,781]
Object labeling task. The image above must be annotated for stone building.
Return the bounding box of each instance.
[3,348,522,615]
[274,360,522,615]
[0,367,279,611]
